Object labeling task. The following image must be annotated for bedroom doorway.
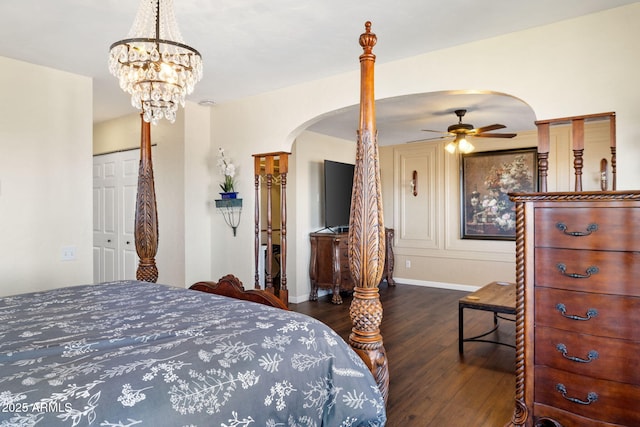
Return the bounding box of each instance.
[93,149,142,283]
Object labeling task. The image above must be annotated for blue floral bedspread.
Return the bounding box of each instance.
[0,281,386,426]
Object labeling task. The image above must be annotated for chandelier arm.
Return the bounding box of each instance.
[133,80,184,89]
[109,38,202,58]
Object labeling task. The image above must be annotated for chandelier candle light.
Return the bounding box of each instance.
[109,0,203,124]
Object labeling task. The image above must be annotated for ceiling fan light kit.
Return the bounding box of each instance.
[444,141,457,154]
[423,109,516,153]
[445,135,474,154]
[457,136,475,153]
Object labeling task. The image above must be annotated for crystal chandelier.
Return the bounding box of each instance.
[109,0,203,124]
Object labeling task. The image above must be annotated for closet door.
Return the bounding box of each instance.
[93,155,118,282]
[119,154,139,280]
[93,150,140,282]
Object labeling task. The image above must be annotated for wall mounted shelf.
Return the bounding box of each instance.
[215,198,242,236]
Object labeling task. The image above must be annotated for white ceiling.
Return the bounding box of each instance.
[0,0,635,144]
[306,90,538,146]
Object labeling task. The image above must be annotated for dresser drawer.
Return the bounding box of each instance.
[533,402,623,427]
[534,206,640,251]
[339,243,350,265]
[535,287,640,341]
[534,366,640,426]
[535,326,640,384]
[535,248,640,296]
[340,270,354,291]
[338,242,354,291]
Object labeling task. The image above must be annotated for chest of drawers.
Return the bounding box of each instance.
[309,228,395,304]
[309,231,354,304]
[507,191,640,427]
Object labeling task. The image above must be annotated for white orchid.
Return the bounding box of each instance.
[217,147,236,192]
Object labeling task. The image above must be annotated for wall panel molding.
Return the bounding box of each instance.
[393,144,439,249]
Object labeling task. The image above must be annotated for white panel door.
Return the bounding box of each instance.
[93,157,119,282]
[93,165,103,283]
[121,157,139,280]
[93,149,141,282]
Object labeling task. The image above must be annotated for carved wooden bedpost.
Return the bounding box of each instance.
[134,115,159,282]
[348,21,389,403]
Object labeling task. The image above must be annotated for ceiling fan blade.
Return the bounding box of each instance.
[407,135,448,143]
[472,132,517,138]
[421,129,448,133]
[421,135,449,141]
[475,124,506,133]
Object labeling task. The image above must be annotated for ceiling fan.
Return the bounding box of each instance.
[422,109,517,153]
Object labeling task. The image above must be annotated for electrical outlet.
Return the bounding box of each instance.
[405,259,411,268]
[61,246,77,261]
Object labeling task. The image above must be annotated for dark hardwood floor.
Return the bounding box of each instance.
[291,283,516,427]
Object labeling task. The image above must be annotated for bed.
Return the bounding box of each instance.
[0,21,388,426]
[0,279,385,425]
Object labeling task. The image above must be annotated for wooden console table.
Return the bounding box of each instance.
[309,227,395,304]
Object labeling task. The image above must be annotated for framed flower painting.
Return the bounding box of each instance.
[460,147,538,240]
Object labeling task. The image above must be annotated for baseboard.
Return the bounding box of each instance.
[289,279,480,304]
[288,288,330,304]
[390,277,480,293]
[289,294,310,304]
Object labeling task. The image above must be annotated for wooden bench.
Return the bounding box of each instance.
[458,281,516,354]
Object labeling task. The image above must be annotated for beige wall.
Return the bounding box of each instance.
[3,5,638,298]
[289,132,357,301]
[207,4,640,298]
[93,104,212,287]
[183,103,214,287]
[0,57,93,296]
[291,121,615,295]
[382,121,613,289]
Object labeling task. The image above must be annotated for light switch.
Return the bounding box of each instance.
[61,246,77,261]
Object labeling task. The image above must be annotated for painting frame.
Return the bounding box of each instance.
[460,147,538,240]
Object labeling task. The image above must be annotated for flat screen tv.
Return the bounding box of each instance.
[324,160,355,231]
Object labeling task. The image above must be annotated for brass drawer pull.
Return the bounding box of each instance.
[556,383,598,405]
[556,343,599,363]
[534,418,563,427]
[555,303,598,321]
[555,222,598,237]
[556,263,598,279]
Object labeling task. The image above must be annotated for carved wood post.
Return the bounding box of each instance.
[536,112,616,193]
[348,21,389,403]
[134,115,159,282]
[572,118,584,191]
[609,113,617,191]
[507,199,528,427]
[278,155,289,306]
[254,156,262,289]
[264,156,274,293]
[535,121,549,192]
